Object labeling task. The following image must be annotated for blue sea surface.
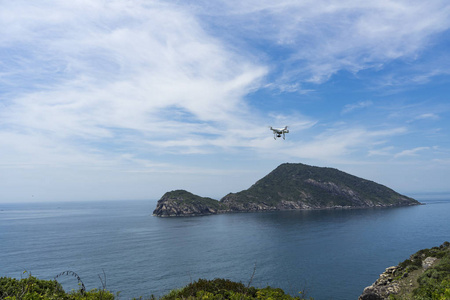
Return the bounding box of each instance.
[1,198,449,300]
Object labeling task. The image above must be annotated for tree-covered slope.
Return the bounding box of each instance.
[220,163,419,211]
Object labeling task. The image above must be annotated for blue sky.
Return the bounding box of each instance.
[1,0,450,202]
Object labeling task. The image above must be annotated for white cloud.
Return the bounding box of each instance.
[368,146,394,157]
[413,113,440,121]
[394,147,430,158]
[0,0,269,169]
[189,0,450,84]
[256,126,408,162]
[342,100,373,114]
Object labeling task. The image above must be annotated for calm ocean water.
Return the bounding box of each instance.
[1,197,450,300]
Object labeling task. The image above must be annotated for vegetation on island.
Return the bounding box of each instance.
[154,163,420,217]
[153,190,228,217]
[160,190,226,211]
[221,163,419,208]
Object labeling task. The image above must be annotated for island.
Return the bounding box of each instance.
[153,163,420,217]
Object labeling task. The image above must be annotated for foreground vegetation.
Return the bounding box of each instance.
[158,278,311,300]
[0,275,311,300]
[4,242,449,299]
[0,273,115,300]
[390,241,450,300]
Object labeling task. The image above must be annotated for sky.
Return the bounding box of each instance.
[1,0,450,203]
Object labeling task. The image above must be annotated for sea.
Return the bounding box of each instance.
[1,196,449,300]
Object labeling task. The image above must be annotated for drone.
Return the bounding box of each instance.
[270,126,289,140]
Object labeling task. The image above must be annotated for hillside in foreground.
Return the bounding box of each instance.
[359,241,450,299]
[153,163,420,217]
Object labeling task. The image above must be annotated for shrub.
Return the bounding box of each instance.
[0,273,66,300]
[0,273,115,300]
[159,278,310,300]
[160,278,257,300]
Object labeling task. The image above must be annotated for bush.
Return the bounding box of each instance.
[0,274,66,300]
[160,278,257,300]
[160,278,310,300]
[0,273,115,300]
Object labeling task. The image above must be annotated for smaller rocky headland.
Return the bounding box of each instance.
[359,241,450,299]
[152,190,227,217]
[153,163,420,217]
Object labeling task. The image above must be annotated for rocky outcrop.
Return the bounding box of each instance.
[359,266,402,300]
[153,163,420,217]
[359,242,450,300]
[153,190,225,217]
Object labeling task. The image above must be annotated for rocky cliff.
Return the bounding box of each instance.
[153,163,420,217]
[153,190,227,217]
[359,242,450,299]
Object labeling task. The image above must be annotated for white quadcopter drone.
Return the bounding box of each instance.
[270,126,289,140]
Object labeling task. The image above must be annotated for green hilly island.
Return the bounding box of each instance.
[153,163,420,217]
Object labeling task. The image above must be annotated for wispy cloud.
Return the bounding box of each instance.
[368,146,395,157]
[264,126,408,162]
[394,147,431,158]
[411,113,440,121]
[0,1,270,167]
[190,0,450,84]
[342,100,373,114]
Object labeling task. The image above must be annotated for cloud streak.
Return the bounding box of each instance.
[342,101,373,114]
[394,147,431,158]
[189,0,450,85]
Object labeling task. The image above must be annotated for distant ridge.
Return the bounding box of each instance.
[153,163,420,217]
